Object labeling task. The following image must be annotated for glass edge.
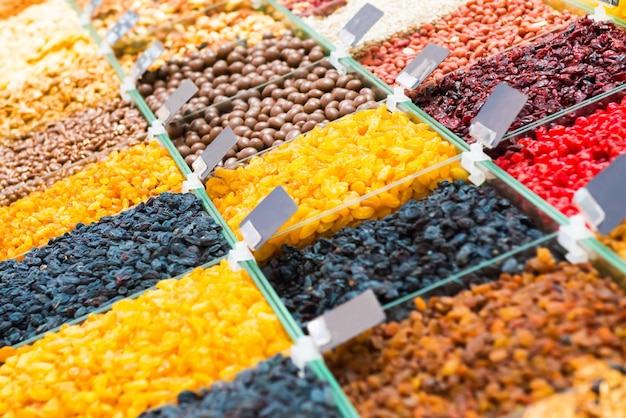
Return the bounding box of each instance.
[504,83,626,140]
[266,153,463,242]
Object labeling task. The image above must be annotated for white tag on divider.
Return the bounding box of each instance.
[469,82,528,149]
[396,43,450,90]
[574,154,626,235]
[182,173,204,193]
[386,86,410,112]
[130,41,164,82]
[290,336,322,376]
[155,79,199,125]
[227,241,255,271]
[338,3,384,47]
[306,289,385,352]
[192,127,239,180]
[558,214,593,264]
[104,11,139,46]
[239,186,298,251]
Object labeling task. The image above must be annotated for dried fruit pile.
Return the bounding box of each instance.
[496,97,626,217]
[262,180,544,326]
[326,249,626,417]
[0,54,119,138]
[0,142,183,261]
[0,261,291,417]
[0,0,92,89]
[0,98,148,206]
[0,192,228,347]
[140,354,341,417]
[522,361,626,418]
[206,105,462,261]
[412,18,626,149]
[358,0,574,85]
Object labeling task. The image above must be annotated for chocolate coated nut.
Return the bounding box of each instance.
[250,138,265,151]
[325,107,340,121]
[237,146,258,159]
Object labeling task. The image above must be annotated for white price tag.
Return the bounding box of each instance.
[307,289,385,352]
[155,79,199,125]
[395,43,450,89]
[468,83,528,148]
[130,41,164,82]
[104,11,139,46]
[337,3,383,47]
[239,186,298,251]
[192,126,239,180]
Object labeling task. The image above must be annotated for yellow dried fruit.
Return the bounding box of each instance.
[0,261,291,417]
[0,142,182,261]
[207,106,462,260]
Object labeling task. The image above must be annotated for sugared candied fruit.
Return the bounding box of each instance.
[496,97,626,217]
[206,105,463,261]
[326,249,626,417]
[0,261,291,417]
[0,142,183,261]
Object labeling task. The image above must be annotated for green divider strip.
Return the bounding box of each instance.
[309,359,361,418]
[243,261,302,341]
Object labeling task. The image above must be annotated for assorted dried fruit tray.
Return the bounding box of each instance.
[4,0,626,417]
